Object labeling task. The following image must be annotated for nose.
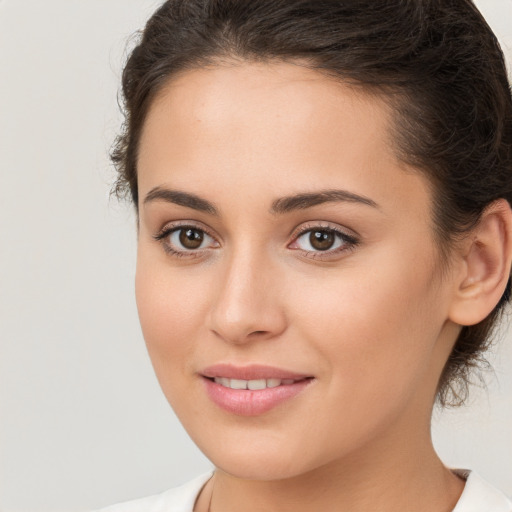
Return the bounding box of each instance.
[206,248,287,345]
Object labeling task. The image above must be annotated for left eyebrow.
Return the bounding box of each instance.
[270,189,379,214]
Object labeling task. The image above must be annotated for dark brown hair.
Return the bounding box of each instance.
[112,0,512,406]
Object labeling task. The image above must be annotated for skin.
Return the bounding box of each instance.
[134,61,505,512]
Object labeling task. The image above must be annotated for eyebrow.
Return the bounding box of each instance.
[270,189,378,214]
[143,186,378,215]
[143,187,219,215]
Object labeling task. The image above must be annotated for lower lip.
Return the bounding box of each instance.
[203,377,313,416]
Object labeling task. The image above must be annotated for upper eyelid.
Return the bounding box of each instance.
[292,228,358,249]
[290,221,359,241]
[154,220,219,242]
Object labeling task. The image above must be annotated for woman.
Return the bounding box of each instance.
[98,0,512,510]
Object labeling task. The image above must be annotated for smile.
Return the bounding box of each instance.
[201,364,314,416]
[212,377,302,390]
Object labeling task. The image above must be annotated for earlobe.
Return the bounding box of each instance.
[449,199,512,326]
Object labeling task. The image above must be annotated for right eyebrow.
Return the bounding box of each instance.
[143,187,219,215]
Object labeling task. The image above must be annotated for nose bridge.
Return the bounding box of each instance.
[208,241,285,344]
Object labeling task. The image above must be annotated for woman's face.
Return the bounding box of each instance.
[136,62,461,479]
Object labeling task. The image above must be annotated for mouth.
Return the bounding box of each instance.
[200,364,315,416]
[206,376,311,390]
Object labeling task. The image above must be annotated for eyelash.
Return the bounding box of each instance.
[153,223,218,258]
[153,222,359,260]
[289,223,359,259]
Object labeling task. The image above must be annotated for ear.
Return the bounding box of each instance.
[449,199,512,326]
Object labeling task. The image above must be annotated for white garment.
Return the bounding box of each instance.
[95,469,512,512]
[451,470,512,512]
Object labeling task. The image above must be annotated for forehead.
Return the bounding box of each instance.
[137,61,431,223]
[141,61,394,154]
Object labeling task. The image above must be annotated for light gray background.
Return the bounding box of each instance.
[1,1,511,511]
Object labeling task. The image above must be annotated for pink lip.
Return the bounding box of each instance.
[201,363,310,381]
[200,364,314,416]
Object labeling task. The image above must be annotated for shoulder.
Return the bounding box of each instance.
[93,472,214,512]
[452,469,512,512]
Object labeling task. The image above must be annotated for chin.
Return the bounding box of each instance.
[210,451,311,481]
[188,427,328,481]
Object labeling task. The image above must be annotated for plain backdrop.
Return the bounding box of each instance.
[1,1,511,511]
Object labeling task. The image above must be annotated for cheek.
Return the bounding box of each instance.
[134,251,211,388]
[293,258,443,414]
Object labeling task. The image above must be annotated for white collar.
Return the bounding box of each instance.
[451,469,512,512]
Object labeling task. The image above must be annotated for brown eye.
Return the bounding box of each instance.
[309,230,336,251]
[178,228,204,249]
[290,226,357,256]
[155,224,219,256]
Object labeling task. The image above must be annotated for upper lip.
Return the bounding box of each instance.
[201,363,312,381]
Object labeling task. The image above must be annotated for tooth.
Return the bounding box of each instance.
[266,378,281,388]
[248,379,266,390]
[230,379,248,390]
[214,377,230,387]
[282,379,295,385]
